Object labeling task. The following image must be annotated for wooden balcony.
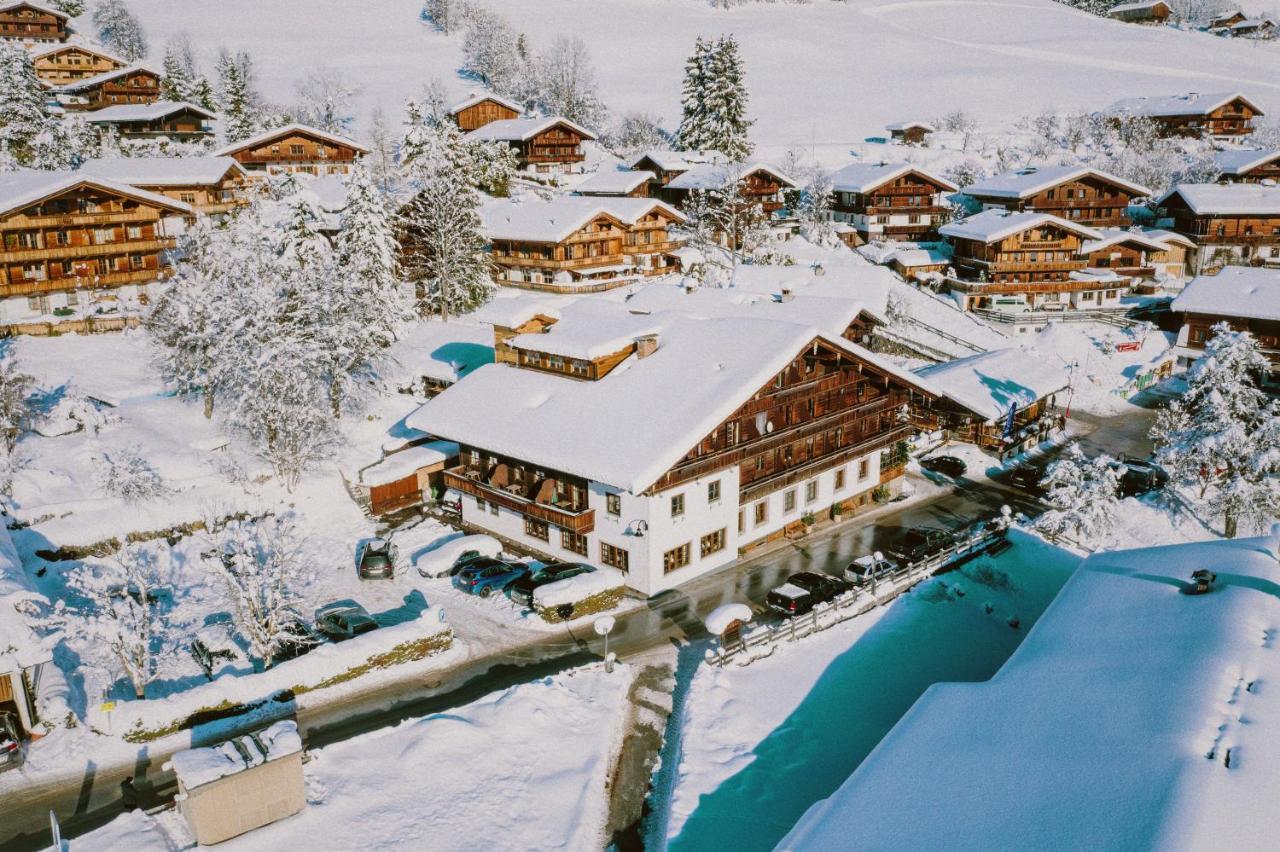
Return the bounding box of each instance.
[739,424,913,504]
[1,239,170,263]
[0,267,170,296]
[7,211,162,228]
[443,468,595,534]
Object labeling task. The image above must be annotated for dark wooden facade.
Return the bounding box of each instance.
[32,45,124,84]
[832,169,953,243]
[1148,96,1260,137]
[1161,193,1280,265]
[221,128,365,175]
[61,68,161,111]
[1219,153,1280,183]
[445,449,595,534]
[0,1,67,42]
[90,105,215,140]
[662,167,790,215]
[967,173,1144,227]
[511,123,590,171]
[1180,312,1280,368]
[452,96,520,132]
[948,220,1090,286]
[1109,1,1170,24]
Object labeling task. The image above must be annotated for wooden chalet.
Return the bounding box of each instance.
[939,210,1127,312]
[1156,184,1280,272]
[0,171,191,323]
[1214,148,1280,183]
[449,92,523,132]
[0,1,67,43]
[1108,0,1171,24]
[1170,267,1280,375]
[358,440,459,517]
[962,166,1150,228]
[54,65,162,112]
[80,157,249,216]
[31,44,126,85]
[1210,10,1247,28]
[575,168,654,198]
[626,150,722,195]
[661,162,796,215]
[1227,18,1276,38]
[829,161,957,245]
[1078,228,1179,280]
[886,121,935,145]
[465,117,596,175]
[83,101,216,141]
[1104,92,1263,138]
[214,124,369,176]
[477,197,686,293]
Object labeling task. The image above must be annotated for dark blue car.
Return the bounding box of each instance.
[451,557,530,598]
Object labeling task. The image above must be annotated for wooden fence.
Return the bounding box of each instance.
[0,315,140,338]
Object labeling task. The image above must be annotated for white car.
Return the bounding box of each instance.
[844,554,895,587]
[414,534,504,578]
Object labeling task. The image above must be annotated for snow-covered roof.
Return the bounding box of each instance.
[939,209,1103,243]
[31,43,125,63]
[1079,227,1170,254]
[479,196,683,243]
[407,312,930,493]
[782,530,1280,851]
[886,121,936,132]
[469,295,563,329]
[447,91,524,117]
[1104,91,1263,119]
[964,165,1151,200]
[0,1,67,20]
[508,299,664,361]
[53,63,160,93]
[0,169,193,218]
[1232,17,1275,29]
[359,441,459,487]
[1157,182,1280,214]
[170,720,302,790]
[81,100,216,123]
[1108,0,1167,14]
[464,116,597,143]
[574,168,654,195]
[1211,148,1280,176]
[1171,266,1280,321]
[886,246,952,267]
[79,156,245,187]
[913,347,1069,420]
[830,161,957,194]
[666,161,797,191]
[213,123,370,157]
[625,149,722,172]
[1139,227,1196,248]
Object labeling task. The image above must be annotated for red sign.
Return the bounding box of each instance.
[1115,341,1142,352]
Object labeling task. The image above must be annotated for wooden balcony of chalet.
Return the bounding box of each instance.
[9,209,170,229]
[443,463,595,534]
[946,277,1112,295]
[739,422,914,504]
[0,266,171,296]
[1,239,171,264]
[240,150,359,164]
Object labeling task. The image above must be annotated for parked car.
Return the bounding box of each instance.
[1007,463,1047,495]
[415,534,503,579]
[507,562,595,608]
[888,527,956,565]
[274,615,321,662]
[1110,458,1169,497]
[452,558,530,598]
[190,622,246,680]
[314,603,379,642]
[0,711,22,773]
[845,554,895,587]
[919,455,967,478]
[358,538,399,580]
[766,572,851,617]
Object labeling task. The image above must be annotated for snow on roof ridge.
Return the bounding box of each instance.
[964,164,1151,199]
[1104,90,1262,118]
[0,168,194,217]
[0,0,67,19]
[448,91,524,116]
[939,208,1103,243]
[79,155,246,186]
[82,99,217,123]
[830,160,957,193]
[913,347,1069,420]
[30,43,126,62]
[464,116,598,142]
[53,62,161,92]
[1171,266,1280,322]
[213,123,370,157]
[1157,182,1280,214]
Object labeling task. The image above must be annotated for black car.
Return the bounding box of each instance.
[920,455,967,478]
[1007,463,1047,495]
[0,711,22,773]
[358,539,398,580]
[315,603,379,642]
[1110,459,1169,497]
[507,562,595,608]
[275,616,321,662]
[766,572,851,617]
[888,527,956,565]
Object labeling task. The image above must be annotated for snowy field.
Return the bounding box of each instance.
[125,0,1280,151]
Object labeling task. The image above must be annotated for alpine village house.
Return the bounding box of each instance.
[1155,183,1280,271]
[0,1,68,43]
[1170,267,1280,375]
[0,171,192,324]
[52,65,162,111]
[79,157,250,216]
[449,92,524,132]
[828,161,957,246]
[1213,148,1280,183]
[214,124,370,176]
[1103,91,1263,138]
[83,101,217,142]
[30,43,126,85]
[960,166,1152,228]
[465,117,596,176]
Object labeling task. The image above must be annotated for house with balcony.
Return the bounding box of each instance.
[0,0,67,43]
[406,303,936,595]
[464,117,596,176]
[1155,183,1280,272]
[1213,148,1280,183]
[478,196,686,293]
[1170,266,1280,375]
[31,43,126,85]
[79,157,250,216]
[1103,91,1263,138]
[0,170,191,324]
[82,101,217,142]
[448,92,523,132]
[214,124,369,176]
[1077,228,1188,281]
[828,161,957,245]
[961,166,1151,228]
[660,161,796,216]
[575,168,655,198]
[53,64,162,111]
[1108,0,1171,24]
[626,150,722,195]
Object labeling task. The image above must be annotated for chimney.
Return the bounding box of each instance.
[635,333,660,359]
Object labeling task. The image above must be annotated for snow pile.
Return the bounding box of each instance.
[168,720,302,790]
[532,566,626,610]
[782,530,1280,851]
[704,603,753,635]
[1033,320,1176,413]
[412,533,502,578]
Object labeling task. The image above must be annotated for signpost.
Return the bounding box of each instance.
[593,616,616,673]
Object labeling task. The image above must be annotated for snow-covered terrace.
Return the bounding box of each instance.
[783,531,1280,851]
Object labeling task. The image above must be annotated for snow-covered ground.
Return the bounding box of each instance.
[72,663,634,851]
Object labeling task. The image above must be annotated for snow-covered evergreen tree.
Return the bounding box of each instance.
[1035,445,1121,544]
[217,49,260,143]
[536,35,607,130]
[159,35,200,103]
[0,356,34,453]
[294,66,361,135]
[0,44,53,165]
[93,0,148,61]
[796,167,835,246]
[676,36,753,160]
[51,0,86,15]
[676,37,713,152]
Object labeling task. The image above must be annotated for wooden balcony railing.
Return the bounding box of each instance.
[739,424,913,504]
[443,469,595,534]
[0,267,170,296]
[1,239,171,263]
[9,211,163,228]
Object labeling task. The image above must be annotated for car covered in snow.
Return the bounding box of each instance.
[190,621,247,680]
[0,711,22,773]
[357,538,399,580]
[845,554,896,587]
[507,562,595,609]
[766,572,851,617]
[887,526,956,566]
[452,558,530,598]
[414,534,504,579]
[314,602,379,642]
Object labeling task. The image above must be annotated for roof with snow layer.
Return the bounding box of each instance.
[81,100,217,123]
[574,168,655,195]
[479,197,683,243]
[406,311,934,493]
[1212,148,1280,175]
[964,165,1151,200]
[625,149,723,172]
[213,123,370,157]
[31,43,125,63]
[1171,266,1280,322]
[1108,0,1167,13]
[1157,183,1280,215]
[464,116,597,143]
[447,91,524,117]
[53,63,160,93]
[79,156,246,187]
[913,347,1069,421]
[0,0,67,19]
[666,161,797,191]
[1080,227,1172,254]
[0,169,193,218]
[939,209,1103,243]
[830,161,957,194]
[1104,91,1263,118]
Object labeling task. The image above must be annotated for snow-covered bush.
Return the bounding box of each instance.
[606,112,668,157]
[96,445,169,503]
[93,0,148,61]
[1035,445,1120,544]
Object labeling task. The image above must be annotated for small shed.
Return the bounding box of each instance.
[168,720,305,845]
[886,121,935,145]
[359,440,460,516]
[705,603,753,647]
[1108,0,1171,24]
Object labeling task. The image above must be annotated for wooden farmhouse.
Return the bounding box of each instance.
[53,65,162,111]
[0,171,191,324]
[912,349,1070,458]
[829,161,957,245]
[30,43,126,85]
[449,92,523,132]
[0,1,67,43]
[1224,17,1276,37]
[1210,10,1247,28]
[1213,148,1280,183]
[626,149,722,195]
[939,210,1127,312]
[1104,91,1263,138]
[214,124,369,176]
[575,168,654,198]
[962,166,1151,228]
[1170,267,1280,375]
[357,439,460,517]
[406,301,936,595]
[80,157,250,216]
[661,161,796,216]
[1079,228,1193,281]
[465,117,596,176]
[83,101,216,141]
[477,197,686,293]
[886,121,935,145]
[1108,0,1171,24]
[1156,184,1280,272]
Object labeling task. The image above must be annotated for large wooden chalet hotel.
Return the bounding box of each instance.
[407,295,938,596]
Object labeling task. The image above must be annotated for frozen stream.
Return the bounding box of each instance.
[667,533,1082,851]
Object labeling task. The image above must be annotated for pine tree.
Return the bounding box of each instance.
[93,0,148,62]
[0,44,54,164]
[676,36,753,160]
[1035,445,1121,545]
[159,35,199,103]
[217,49,259,143]
[336,160,407,341]
[676,37,712,152]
